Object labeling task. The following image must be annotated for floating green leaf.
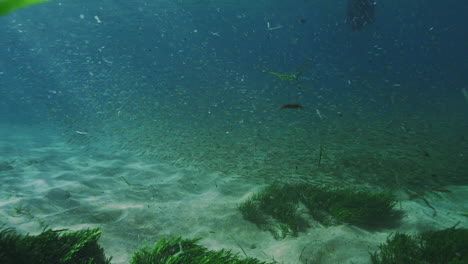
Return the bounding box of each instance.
[264,70,299,82]
[0,0,52,16]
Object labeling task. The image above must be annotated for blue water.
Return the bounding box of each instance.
[1,0,467,184]
[1,0,467,186]
[1,1,468,263]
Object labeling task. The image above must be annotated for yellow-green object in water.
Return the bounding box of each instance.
[0,0,52,16]
[264,70,299,82]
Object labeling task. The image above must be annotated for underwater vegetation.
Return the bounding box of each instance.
[0,225,110,264]
[0,226,274,264]
[2,224,466,264]
[371,225,468,264]
[238,183,398,239]
[130,236,274,264]
[0,0,52,16]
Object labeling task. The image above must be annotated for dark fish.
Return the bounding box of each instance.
[279,104,303,110]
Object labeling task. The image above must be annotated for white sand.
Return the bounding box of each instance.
[0,124,466,264]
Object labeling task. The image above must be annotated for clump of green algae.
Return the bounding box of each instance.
[0,226,275,264]
[0,226,110,264]
[371,225,468,264]
[238,183,398,239]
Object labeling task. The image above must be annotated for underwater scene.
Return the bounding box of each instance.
[0,0,467,263]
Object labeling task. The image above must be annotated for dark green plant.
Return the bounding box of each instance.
[238,183,306,239]
[0,225,111,264]
[1,226,276,264]
[130,236,274,264]
[420,226,468,264]
[295,184,397,226]
[238,195,269,227]
[326,189,397,226]
[317,144,324,167]
[270,202,301,237]
[13,203,30,216]
[371,227,468,264]
[370,233,423,264]
[297,184,336,224]
[238,183,398,239]
[258,186,302,237]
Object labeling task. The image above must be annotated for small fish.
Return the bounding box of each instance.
[279,104,303,110]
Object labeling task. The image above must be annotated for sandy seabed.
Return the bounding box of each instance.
[0,124,466,264]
